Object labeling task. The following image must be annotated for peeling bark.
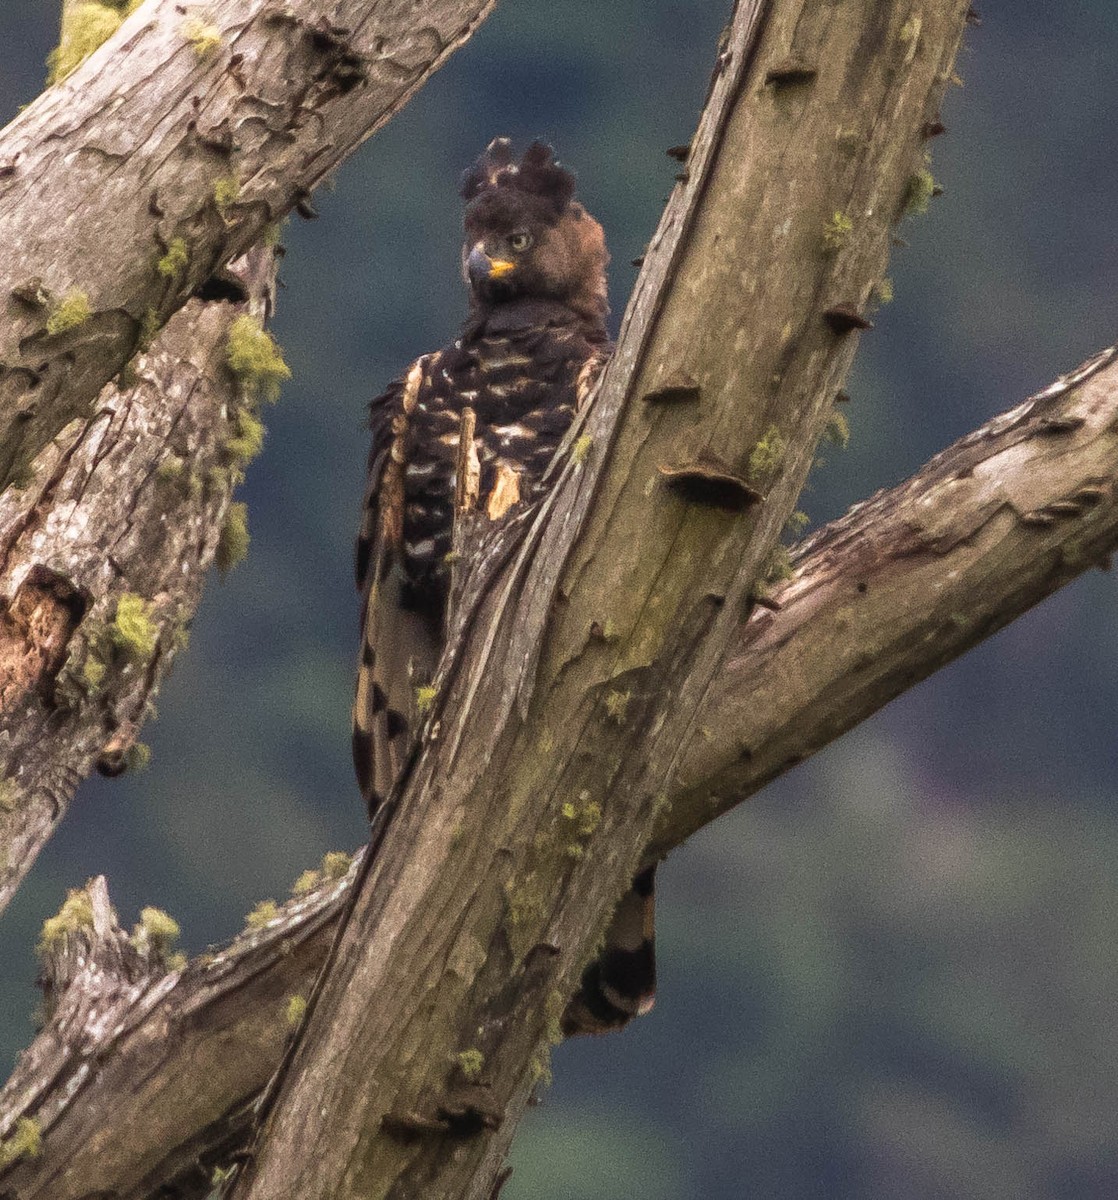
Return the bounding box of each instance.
[0,245,278,917]
[5,343,1117,1199]
[0,0,496,489]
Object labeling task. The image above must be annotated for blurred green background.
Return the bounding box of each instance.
[3,2,1118,1197]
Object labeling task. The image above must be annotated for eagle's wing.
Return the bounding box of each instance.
[352,358,441,816]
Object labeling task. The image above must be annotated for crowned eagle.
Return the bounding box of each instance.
[353,139,655,1033]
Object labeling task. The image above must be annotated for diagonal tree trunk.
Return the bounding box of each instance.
[0,243,279,917]
[232,3,974,1198]
[2,341,1117,1198]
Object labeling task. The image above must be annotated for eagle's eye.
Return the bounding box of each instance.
[508,231,533,252]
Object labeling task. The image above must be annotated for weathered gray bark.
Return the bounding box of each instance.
[3,342,1117,1199]
[0,245,278,917]
[0,864,356,1200]
[233,4,973,1198]
[0,0,496,491]
[0,0,497,920]
[658,345,1118,856]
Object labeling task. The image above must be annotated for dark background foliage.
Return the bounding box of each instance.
[2,3,1117,1196]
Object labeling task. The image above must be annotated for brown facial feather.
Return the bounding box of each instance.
[463,200,609,323]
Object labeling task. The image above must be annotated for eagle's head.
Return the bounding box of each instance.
[460,138,608,323]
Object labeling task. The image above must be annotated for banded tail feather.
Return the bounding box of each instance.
[564,865,657,1035]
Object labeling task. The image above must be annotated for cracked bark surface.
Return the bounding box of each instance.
[0,865,357,1200]
[5,341,1115,1200]
[232,3,974,1198]
[0,245,277,918]
[0,0,498,920]
[0,0,496,490]
[2,0,1111,1196]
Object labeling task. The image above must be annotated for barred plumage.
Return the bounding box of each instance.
[353,139,655,1034]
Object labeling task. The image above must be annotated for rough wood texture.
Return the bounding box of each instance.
[0,863,357,1200]
[4,345,1117,1198]
[0,0,496,490]
[657,344,1118,854]
[233,4,973,1198]
[0,246,277,918]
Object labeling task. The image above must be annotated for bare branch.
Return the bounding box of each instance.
[235,3,972,1197]
[5,344,1117,1195]
[658,345,1118,854]
[0,246,278,918]
[0,0,496,489]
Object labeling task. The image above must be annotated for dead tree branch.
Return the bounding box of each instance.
[0,0,496,918]
[0,246,278,917]
[0,0,496,490]
[3,343,1116,1198]
[234,4,973,1198]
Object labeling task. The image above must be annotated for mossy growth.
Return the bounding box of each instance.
[903,163,936,217]
[47,0,140,84]
[224,408,265,467]
[529,1050,553,1088]
[321,850,352,881]
[0,778,18,813]
[456,1048,484,1081]
[873,277,895,306]
[245,899,279,930]
[785,510,810,535]
[290,852,350,897]
[291,869,321,896]
[156,237,190,280]
[111,593,158,661]
[206,464,244,498]
[81,650,107,691]
[46,289,92,336]
[285,993,307,1028]
[213,175,240,211]
[764,544,794,584]
[138,306,162,351]
[749,424,786,479]
[821,211,853,254]
[181,15,222,56]
[560,795,602,859]
[216,501,250,572]
[824,410,851,448]
[226,315,291,403]
[139,905,180,945]
[124,742,151,773]
[38,887,94,956]
[155,454,186,484]
[603,689,630,724]
[0,1117,42,1170]
[572,434,593,463]
[504,875,549,959]
[131,905,182,966]
[416,684,438,714]
[531,991,567,1087]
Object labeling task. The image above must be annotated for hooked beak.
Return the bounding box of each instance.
[467,245,516,289]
